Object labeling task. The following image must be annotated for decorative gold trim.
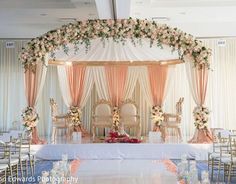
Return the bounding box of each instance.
[48,59,183,66]
[92,99,112,117]
[120,99,138,113]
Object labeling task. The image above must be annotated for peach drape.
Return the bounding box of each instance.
[186,62,213,143]
[105,65,128,106]
[148,65,168,106]
[24,62,47,144]
[66,65,86,107]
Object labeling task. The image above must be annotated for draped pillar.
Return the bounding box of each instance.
[91,66,110,100]
[124,67,140,100]
[105,65,128,107]
[24,57,48,144]
[186,59,213,143]
[66,65,86,107]
[147,65,169,136]
[148,65,169,106]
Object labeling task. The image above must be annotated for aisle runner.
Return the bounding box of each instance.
[70,159,178,184]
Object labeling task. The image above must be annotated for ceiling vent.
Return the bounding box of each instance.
[217,40,226,47]
[152,17,170,21]
[58,18,77,23]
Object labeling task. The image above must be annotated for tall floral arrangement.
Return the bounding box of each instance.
[112,106,120,131]
[19,18,211,72]
[68,106,82,127]
[21,106,39,131]
[193,106,210,129]
[151,105,164,127]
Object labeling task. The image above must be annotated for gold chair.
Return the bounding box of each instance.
[92,100,113,141]
[20,133,36,176]
[208,129,227,179]
[221,134,236,183]
[0,141,19,184]
[49,98,69,143]
[162,97,184,141]
[120,99,141,138]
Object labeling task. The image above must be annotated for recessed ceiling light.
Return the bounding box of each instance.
[40,13,48,16]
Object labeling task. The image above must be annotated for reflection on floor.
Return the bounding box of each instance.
[30,159,233,184]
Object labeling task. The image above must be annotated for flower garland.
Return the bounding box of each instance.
[19,18,211,71]
[21,106,39,131]
[68,106,82,127]
[193,106,210,129]
[151,105,164,127]
[112,106,120,131]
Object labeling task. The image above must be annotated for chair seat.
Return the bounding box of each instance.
[123,122,140,127]
[162,121,180,127]
[221,157,236,164]
[12,154,29,160]
[0,158,18,165]
[0,163,8,170]
[93,122,111,127]
[53,123,68,128]
[210,152,231,159]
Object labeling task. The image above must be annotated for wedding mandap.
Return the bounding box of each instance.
[19,18,213,146]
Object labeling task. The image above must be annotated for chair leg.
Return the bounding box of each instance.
[177,128,182,141]
[51,127,56,143]
[227,164,232,184]
[217,159,221,182]
[29,158,34,176]
[92,126,95,142]
[211,158,214,179]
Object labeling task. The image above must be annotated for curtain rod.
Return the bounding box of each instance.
[48,59,183,66]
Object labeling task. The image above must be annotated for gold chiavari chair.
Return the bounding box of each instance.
[221,134,236,184]
[208,128,223,179]
[20,133,36,176]
[0,142,8,184]
[0,141,19,184]
[11,136,29,178]
[216,131,232,182]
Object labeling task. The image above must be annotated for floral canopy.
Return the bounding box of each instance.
[19,18,211,71]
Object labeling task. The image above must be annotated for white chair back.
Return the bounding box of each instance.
[93,100,112,123]
[120,102,137,122]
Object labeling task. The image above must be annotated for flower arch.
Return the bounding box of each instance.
[19,18,212,144]
[19,18,211,71]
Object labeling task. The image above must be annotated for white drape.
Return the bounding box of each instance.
[33,56,48,106]
[80,68,94,107]
[124,67,140,100]
[138,66,153,106]
[185,59,202,105]
[57,66,72,107]
[91,66,110,100]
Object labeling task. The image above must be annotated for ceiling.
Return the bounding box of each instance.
[1,0,236,38]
